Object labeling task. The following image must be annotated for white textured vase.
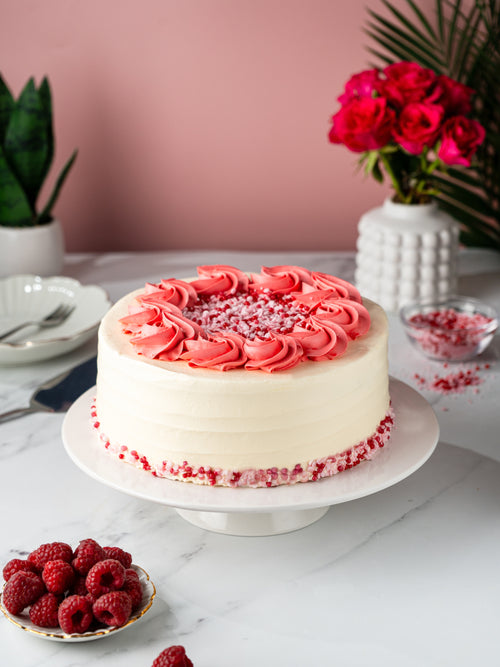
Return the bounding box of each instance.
[355,199,459,312]
[0,219,64,278]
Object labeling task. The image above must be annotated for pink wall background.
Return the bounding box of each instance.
[1,0,430,253]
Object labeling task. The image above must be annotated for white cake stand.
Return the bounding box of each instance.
[62,378,439,536]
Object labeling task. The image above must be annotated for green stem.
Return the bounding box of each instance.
[379,152,407,202]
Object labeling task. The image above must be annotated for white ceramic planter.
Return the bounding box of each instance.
[0,219,64,278]
[355,199,459,312]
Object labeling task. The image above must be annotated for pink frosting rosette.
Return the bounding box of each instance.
[314,298,370,339]
[291,286,335,312]
[244,333,303,372]
[181,332,247,371]
[120,264,372,372]
[119,305,162,332]
[311,272,362,303]
[249,265,313,294]
[290,316,349,360]
[130,304,204,361]
[189,265,249,295]
[138,279,197,310]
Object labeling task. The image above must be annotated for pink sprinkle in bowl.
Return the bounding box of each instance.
[400,296,498,362]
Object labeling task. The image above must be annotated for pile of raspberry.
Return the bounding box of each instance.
[1,539,143,634]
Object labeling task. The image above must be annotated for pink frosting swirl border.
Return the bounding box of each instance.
[119,265,371,372]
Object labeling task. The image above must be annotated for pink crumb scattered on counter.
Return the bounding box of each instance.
[414,363,491,395]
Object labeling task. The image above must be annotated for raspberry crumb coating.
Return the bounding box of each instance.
[92,399,394,487]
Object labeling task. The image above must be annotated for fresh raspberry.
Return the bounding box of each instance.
[152,645,194,667]
[71,575,89,597]
[42,559,75,595]
[2,558,38,582]
[58,595,93,634]
[28,592,61,628]
[85,559,125,597]
[92,591,132,627]
[27,542,73,572]
[122,570,143,610]
[72,539,105,575]
[2,571,45,615]
[103,546,132,569]
[124,567,139,581]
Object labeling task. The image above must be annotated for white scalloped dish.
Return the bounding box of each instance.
[0,275,111,365]
[0,565,155,642]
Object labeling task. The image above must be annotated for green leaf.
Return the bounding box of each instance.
[37,77,54,186]
[0,144,33,226]
[0,74,14,145]
[400,0,439,40]
[364,24,445,70]
[365,15,446,68]
[3,78,51,212]
[38,149,77,223]
[370,2,436,43]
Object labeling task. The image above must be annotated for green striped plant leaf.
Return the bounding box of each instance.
[0,74,77,226]
[0,145,33,226]
[3,78,51,212]
[0,77,14,144]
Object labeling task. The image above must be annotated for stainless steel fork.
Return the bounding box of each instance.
[0,303,75,342]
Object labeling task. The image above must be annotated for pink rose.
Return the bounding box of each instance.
[328,97,395,152]
[438,116,485,166]
[379,62,437,108]
[392,103,444,155]
[431,75,474,117]
[337,69,381,105]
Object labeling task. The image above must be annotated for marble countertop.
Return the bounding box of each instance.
[1,249,499,666]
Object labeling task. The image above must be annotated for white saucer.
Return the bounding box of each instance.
[0,565,155,642]
[62,378,439,536]
[0,275,111,365]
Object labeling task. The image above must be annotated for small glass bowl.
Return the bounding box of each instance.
[400,296,498,362]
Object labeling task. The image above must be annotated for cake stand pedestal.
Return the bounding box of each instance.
[62,378,439,537]
[176,506,329,536]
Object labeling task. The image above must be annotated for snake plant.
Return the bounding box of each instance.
[365,0,500,251]
[0,75,77,227]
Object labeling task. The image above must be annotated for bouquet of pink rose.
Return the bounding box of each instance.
[328,61,486,204]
